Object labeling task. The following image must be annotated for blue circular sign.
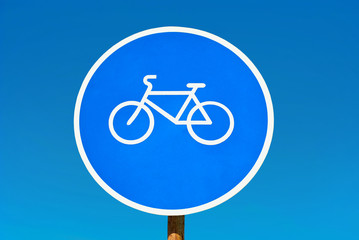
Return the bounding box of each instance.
[74,27,274,215]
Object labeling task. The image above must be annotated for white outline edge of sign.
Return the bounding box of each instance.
[73,26,274,216]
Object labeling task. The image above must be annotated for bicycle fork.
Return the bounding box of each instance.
[127,92,151,126]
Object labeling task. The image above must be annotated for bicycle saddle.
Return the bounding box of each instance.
[186,83,206,88]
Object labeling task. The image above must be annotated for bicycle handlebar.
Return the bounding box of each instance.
[143,75,157,86]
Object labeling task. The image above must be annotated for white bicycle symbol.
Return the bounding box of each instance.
[109,75,234,145]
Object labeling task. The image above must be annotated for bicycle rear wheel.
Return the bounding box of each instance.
[187,101,234,145]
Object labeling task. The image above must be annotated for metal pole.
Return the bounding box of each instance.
[167,216,185,240]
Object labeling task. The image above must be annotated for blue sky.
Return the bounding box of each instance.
[1,0,358,239]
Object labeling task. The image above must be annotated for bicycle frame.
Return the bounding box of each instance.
[127,84,212,126]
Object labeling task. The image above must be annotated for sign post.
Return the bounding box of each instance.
[168,216,185,240]
[74,26,273,238]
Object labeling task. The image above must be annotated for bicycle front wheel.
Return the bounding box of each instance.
[109,101,154,145]
[187,101,234,145]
